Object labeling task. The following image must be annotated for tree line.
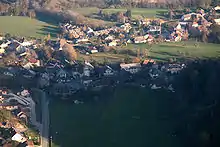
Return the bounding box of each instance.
[0,0,37,17]
[63,0,220,8]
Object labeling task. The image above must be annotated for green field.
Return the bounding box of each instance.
[0,16,58,38]
[127,41,220,61]
[74,7,167,18]
[50,87,183,147]
[87,41,220,63]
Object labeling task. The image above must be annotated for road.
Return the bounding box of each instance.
[40,91,50,147]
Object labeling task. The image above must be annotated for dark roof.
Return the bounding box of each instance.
[0,102,18,107]
[8,42,20,50]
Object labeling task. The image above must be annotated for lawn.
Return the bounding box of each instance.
[50,87,183,147]
[124,41,220,61]
[0,16,59,38]
[82,42,220,63]
[74,7,167,18]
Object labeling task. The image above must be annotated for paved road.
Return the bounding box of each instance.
[41,91,49,147]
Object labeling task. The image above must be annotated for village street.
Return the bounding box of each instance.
[40,90,49,147]
[32,89,49,147]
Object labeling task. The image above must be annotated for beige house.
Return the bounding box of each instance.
[108,40,117,46]
[134,36,147,44]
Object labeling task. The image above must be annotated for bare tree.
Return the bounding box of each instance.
[62,43,77,61]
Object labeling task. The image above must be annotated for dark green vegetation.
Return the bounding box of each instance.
[0,109,12,122]
[50,87,182,147]
[31,89,42,123]
[50,60,220,147]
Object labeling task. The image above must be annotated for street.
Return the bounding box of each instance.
[41,91,49,147]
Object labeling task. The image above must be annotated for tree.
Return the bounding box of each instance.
[3,52,18,65]
[42,45,53,60]
[27,9,36,18]
[197,0,211,8]
[4,33,11,40]
[103,57,108,65]
[125,9,132,18]
[169,9,174,20]
[201,27,208,42]
[116,11,125,23]
[62,43,77,61]
[20,0,28,15]
[210,24,220,43]
[124,54,132,63]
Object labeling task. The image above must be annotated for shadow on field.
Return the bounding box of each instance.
[151,51,179,57]
[35,11,60,26]
[37,25,60,38]
[156,10,168,18]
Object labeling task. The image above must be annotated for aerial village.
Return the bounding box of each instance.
[0,88,39,146]
[0,6,220,146]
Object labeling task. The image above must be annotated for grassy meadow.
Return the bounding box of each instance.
[126,41,220,61]
[0,16,59,38]
[74,7,167,18]
[86,41,220,63]
[50,87,182,147]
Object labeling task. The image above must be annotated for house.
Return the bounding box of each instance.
[103,65,115,76]
[20,40,33,47]
[150,84,162,89]
[127,39,133,43]
[55,69,73,83]
[83,61,94,77]
[8,41,21,51]
[108,40,117,46]
[192,22,199,28]
[181,13,194,21]
[165,64,185,74]
[56,69,67,79]
[214,6,220,10]
[0,95,4,102]
[120,23,132,32]
[3,71,14,77]
[105,35,114,41]
[120,63,141,74]
[23,59,40,69]
[0,40,11,49]
[12,133,27,143]
[76,38,89,44]
[0,103,18,111]
[90,49,98,54]
[148,25,161,34]
[134,36,147,44]
[26,140,34,147]
[0,36,4,41]
[143,59,155,65]
[175,23,182,31]
[214,18,220,25]
[20,90,30,97]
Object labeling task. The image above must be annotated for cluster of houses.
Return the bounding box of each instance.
[38,57,186,97]
[59,6,220,55]
[0,6,220,98]
[0,88,39,146]
[0,37,40,69]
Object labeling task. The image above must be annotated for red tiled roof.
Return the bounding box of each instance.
[28,58,38,63]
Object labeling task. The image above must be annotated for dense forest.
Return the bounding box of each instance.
[172,59,220,147]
